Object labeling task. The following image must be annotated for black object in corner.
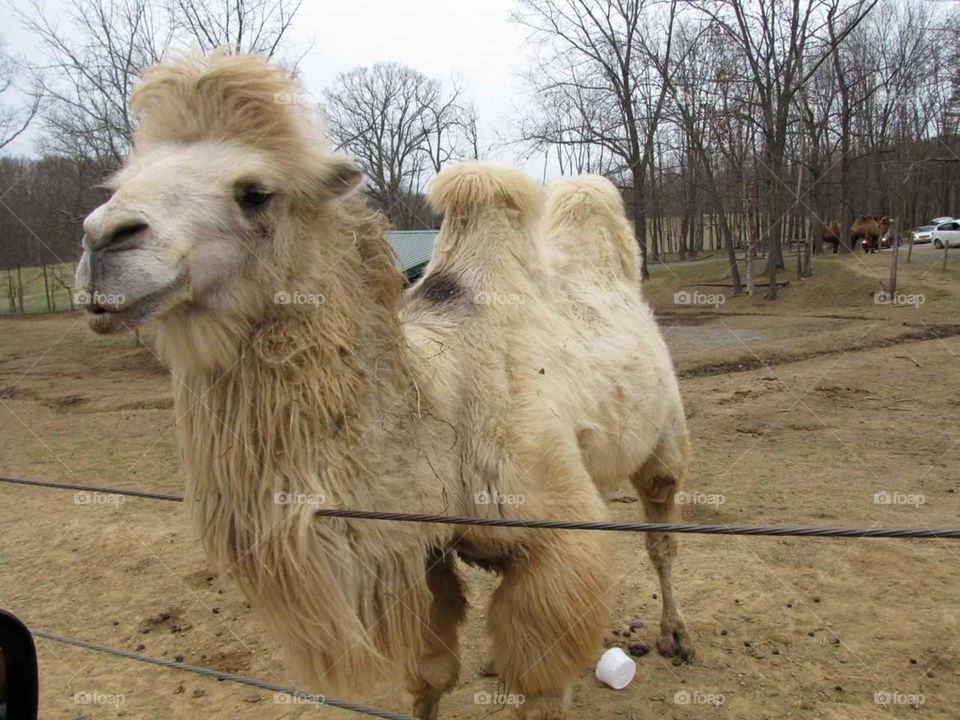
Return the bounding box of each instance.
[0,610,38,720]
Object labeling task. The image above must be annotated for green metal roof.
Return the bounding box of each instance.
[386,230,437,278]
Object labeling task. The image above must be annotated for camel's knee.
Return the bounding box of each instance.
[631,433,690,509]
[642,474,678,504]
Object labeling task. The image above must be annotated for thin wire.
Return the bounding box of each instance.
[4,474,959,539]
[1,475,182,502]
[313,509,960,539]
[32,630,414,720]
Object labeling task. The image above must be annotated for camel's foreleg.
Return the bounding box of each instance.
[486,528,612,719]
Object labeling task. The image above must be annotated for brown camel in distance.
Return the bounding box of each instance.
[822,220,841,253]
[850,215,893,253]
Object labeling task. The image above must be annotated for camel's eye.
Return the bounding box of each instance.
[236,183,274,214]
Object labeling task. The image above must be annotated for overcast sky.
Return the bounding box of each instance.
[1,0,547,174]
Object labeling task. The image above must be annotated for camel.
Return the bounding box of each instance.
[822,220,841,254]
[850,215,892,253]
[74,52,693,719]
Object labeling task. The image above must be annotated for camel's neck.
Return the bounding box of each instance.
[159,201,419,534]
[155,205,435,692]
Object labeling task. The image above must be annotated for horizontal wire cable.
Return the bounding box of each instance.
[0,475,182,502]
[313,508,960,539]
[32,630,414,720]
[3,474,959,539]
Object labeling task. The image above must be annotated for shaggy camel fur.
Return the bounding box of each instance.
[75,53,693,719]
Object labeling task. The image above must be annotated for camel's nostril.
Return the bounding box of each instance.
[105,221,149,248]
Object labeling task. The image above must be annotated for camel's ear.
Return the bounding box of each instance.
[317,155,364,199]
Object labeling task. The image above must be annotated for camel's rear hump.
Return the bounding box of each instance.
[543,176,640,285]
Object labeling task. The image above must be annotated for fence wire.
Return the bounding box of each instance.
[3,474,959,539]
[6,471,959,720]
[32,630,414,720]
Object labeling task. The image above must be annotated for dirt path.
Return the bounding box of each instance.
[1,254,958,719]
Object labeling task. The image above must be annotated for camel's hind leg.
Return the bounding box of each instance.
[630,431,695,662]
[487,528,612,719]
[406,549,467,720]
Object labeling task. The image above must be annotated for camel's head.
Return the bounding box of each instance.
[76,52,362,334]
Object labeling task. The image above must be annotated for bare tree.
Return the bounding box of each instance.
[18,0,302,169]
[323,63,474,229]
[171,0,304,61]
[513,0,679,279]
[697,0,880,298]
[662,20,745,292]
[514,70,622,178]
[0,42,41,151]
[19,0,172,168]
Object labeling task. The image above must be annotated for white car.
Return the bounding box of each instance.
[912,225,935,244]
[931,219,960,249]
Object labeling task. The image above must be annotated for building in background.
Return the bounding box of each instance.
[386,230,436,282]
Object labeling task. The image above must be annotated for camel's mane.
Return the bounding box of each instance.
[130,52,321,166]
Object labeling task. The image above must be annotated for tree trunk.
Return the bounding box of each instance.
[68,262,76,311]
[42,264,52,312]
[631,173,649,279]
[887,230,899,294]
[679,214,689,260]
[6,268,15,314]
[794,153,804,280]
[762,151,786,277]
[721,213,742,294]
[16,264,24,314]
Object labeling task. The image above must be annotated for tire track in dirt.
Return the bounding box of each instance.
[678,323,960,378]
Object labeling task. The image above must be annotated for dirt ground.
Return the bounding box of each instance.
[1,248,959,719]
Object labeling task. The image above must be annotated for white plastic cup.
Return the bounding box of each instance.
[595,647,636,689]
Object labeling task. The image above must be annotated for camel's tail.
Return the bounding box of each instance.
[428,162,542,224]
[543,175,640,284]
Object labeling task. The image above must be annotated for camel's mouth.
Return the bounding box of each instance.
[84,276,187,335]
